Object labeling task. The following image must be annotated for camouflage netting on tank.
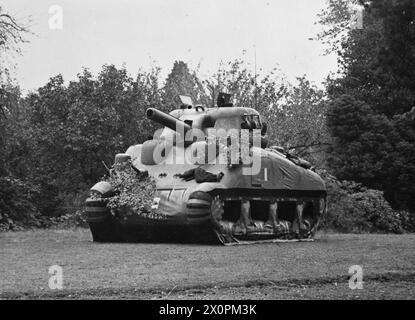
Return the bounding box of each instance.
[103,163,161,218]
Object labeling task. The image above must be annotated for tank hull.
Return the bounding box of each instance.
[85,185,326,244]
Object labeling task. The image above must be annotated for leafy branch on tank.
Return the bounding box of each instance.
[101,160,162,219]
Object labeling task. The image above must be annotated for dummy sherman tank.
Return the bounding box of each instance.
[85,93,327,244]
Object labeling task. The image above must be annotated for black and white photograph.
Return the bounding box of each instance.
[0,0,414,306]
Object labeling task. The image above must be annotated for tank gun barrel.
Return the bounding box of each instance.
[146,108,192,134]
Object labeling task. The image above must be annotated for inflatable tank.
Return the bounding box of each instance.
[85,94,327,244]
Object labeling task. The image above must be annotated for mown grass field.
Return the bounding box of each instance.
[0,229,414,299]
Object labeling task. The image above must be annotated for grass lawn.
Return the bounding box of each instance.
[0,229,414,299]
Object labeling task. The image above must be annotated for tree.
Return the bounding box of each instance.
[0,6,28,54]
[0,5,28,118]
[316,0,365,54]
[20,65,163,215]
[268,77,330,163]
[0,5,28,155]
[320,0,415,210]
[0,6,38,230]
[326,95,398,188]
[0,6,29,178]
[163,61,208,107]
[322,0,415,117]
[0,5,29,171]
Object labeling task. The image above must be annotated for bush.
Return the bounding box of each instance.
[319,170,413,233]
[0,176,42,231]
[48,210,88,229]
[0,176,90,230]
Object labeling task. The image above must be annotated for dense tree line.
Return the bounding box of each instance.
[319,0,415,211]
[0,2,414,232]
[0,58,331,229]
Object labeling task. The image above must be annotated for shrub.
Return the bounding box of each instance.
[318,169,412,233]
[0,176,90,230]
[48,210,88,229]
[0,176,42,231]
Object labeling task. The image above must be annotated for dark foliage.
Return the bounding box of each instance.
[319,170,414,233]
[1,1,414,232]
[324,0,415,212]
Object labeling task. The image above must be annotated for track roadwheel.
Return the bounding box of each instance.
[305,197,326,239]
[211,195,224,229]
